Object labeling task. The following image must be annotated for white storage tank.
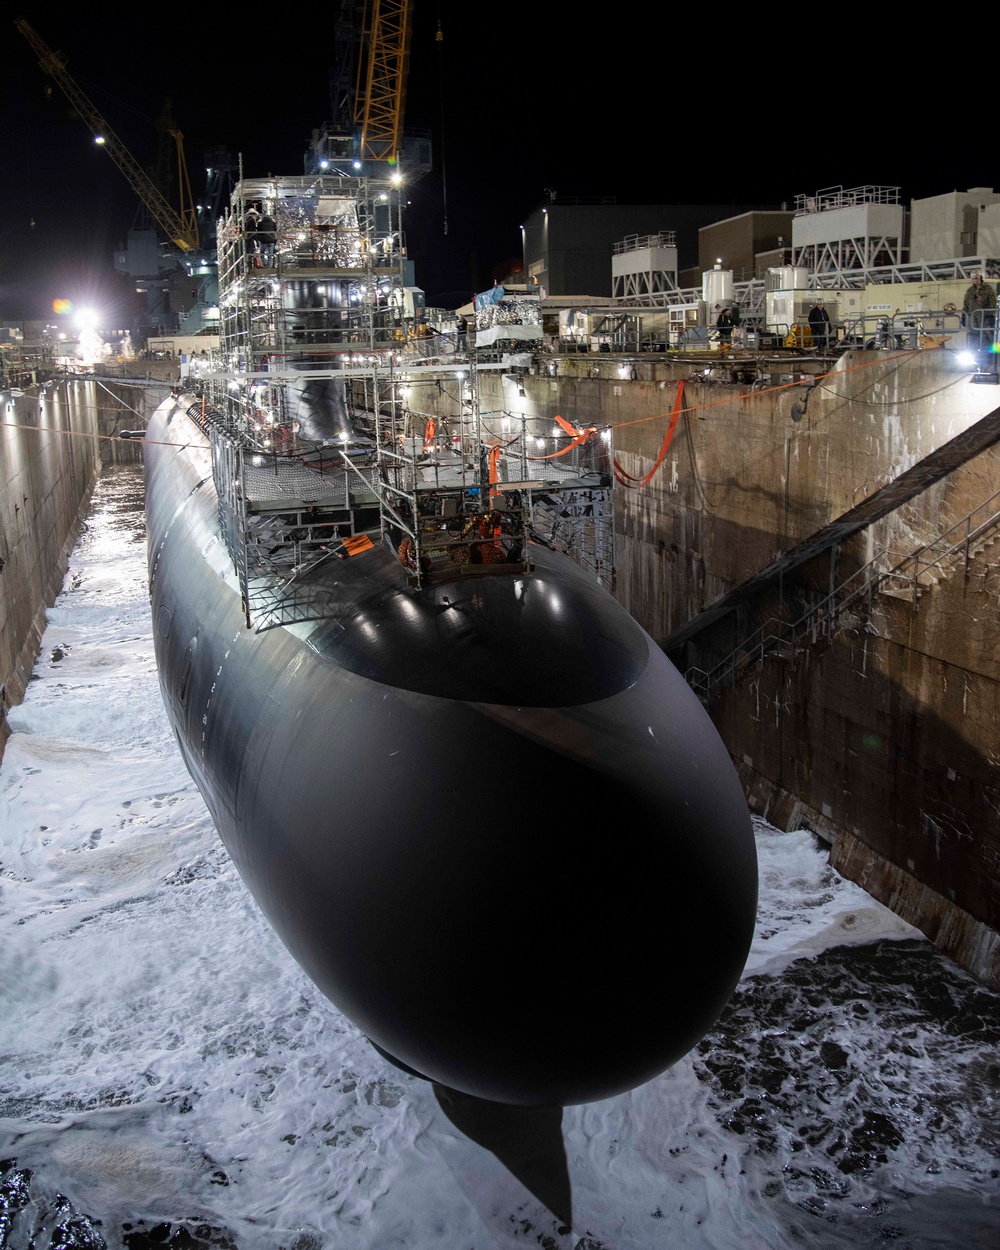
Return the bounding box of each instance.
[702,266,733,311]
[768,265,810,291]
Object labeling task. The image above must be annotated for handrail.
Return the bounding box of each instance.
[838,307,966,349]
[882,488,1000,605]
[686,548,890,701]
[794,185,901,214]
[614,232,677,254]
[687,487,1000,702]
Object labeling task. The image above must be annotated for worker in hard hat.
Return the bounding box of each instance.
[808,299,831,350]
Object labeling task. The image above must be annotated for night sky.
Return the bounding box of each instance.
[0,6,989,321]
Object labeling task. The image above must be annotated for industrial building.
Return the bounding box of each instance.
[520,195,779,297]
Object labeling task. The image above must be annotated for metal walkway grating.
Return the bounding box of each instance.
[243,458,378,512]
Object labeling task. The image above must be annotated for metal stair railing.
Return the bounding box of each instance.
[880,487,1000,606]
[687,488,1000,703]
[686,550,888,702]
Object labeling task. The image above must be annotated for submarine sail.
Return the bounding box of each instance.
[145,170,757,1106]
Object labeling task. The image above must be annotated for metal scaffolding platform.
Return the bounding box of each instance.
[241,456,378,513]
[192,167,616,629]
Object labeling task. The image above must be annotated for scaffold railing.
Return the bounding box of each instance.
[614,232,677,253]
[201,161,616,622]
[794,185,901,213]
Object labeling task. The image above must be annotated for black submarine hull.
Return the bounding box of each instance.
[145,396,757,1106]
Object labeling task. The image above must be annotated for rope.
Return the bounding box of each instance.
[613,348,921,432]
[525,412,599,461]
[0,421,207,451]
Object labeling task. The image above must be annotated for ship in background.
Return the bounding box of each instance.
[141,0,757,1106]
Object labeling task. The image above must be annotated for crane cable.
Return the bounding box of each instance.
[0,420,206,451]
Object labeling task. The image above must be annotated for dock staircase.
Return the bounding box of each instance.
[666,401,1000,659]
[667,401,1000,703]
[878,489,1000,603]
[686,486,1000,703]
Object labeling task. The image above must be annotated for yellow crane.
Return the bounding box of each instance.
[355,0,413,164]
[15,19,200,252]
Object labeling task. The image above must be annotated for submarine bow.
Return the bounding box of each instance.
[145,396,757,1106]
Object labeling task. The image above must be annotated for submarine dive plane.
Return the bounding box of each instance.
[144,172,757,1106]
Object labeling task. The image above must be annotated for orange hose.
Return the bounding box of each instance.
[614,380,685,489]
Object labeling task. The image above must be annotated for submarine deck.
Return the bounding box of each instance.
[242,454,608,515]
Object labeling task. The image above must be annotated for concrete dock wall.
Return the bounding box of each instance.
[716,554,1000,985]
[0,377,148,755]
[416,351,1000,984]
[6,356,998,982]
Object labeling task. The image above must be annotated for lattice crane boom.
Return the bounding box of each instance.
[15,19,200,252]
[355,0,412,163]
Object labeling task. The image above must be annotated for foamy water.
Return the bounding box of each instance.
[1,467,997,1249]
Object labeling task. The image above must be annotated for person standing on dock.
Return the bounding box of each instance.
[257,211,277,267]
[962,272,997,352]
[808,299,831,349]
[716,305,735,347]
[243,205,262,267]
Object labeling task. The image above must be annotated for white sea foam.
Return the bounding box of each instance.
[1,467,997,1250]
[744,821,921,978]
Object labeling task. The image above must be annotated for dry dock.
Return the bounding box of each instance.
[4,351,1000,987]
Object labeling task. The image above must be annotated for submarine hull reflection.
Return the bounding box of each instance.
[145,396,757,1106]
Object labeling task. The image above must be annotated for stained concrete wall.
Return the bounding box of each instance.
[613,352,1000,650]
[0,376,152,756]
[716,554,1000,986]
[442,352,999,646]
[615,352,1000,985]
[414,356,1000,640]
[415,351,1000,985]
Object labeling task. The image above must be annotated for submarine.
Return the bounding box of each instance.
[143,173,757,1106]
[145,394,756,1106]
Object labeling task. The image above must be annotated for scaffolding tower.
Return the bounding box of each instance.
[198,171,615,630]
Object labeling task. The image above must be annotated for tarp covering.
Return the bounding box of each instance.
[474,285,505,310]
[474,324,542,346]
